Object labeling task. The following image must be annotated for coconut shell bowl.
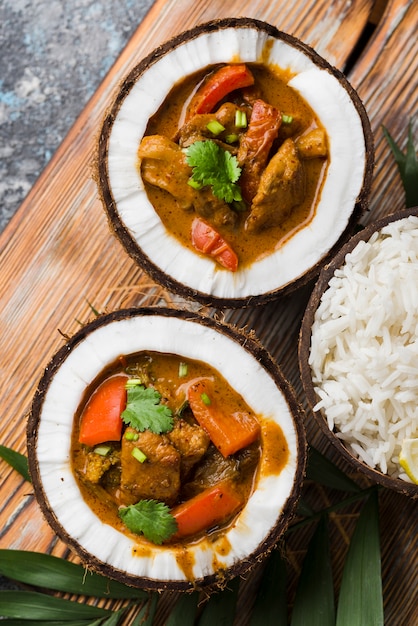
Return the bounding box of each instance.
[97,17,373,308]
[299,208,418,499]
[27,308,306,591]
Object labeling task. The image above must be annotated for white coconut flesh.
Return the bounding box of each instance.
[31,312,302,586]
[105,24,367,300]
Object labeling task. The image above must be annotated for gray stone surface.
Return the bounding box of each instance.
[0,0,155,233]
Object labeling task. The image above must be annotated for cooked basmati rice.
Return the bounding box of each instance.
[309,215,418,480]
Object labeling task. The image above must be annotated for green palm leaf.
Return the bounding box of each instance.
[0,550,146,599]
[336,489,383,626]
[291,515,335,626]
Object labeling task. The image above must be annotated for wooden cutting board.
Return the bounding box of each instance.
[1,0,417,623]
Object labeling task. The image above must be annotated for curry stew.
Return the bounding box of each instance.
[71,352,287,545]
[138,62,329,271]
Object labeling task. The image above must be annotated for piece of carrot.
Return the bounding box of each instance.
[78,375,128,446]
[191,217,238,272]
[187,379,260,457]
[171,481,244,539]
[186,64,255,120]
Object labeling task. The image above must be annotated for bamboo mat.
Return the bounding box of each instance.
[0,0,417,623]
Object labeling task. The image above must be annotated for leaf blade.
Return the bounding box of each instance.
[336,489,383,626]
[0,590,111,620]
[306,446,361,492]
[249,546,287,626]
[0,550,147,599]
[291,515,335,626]
[198,577,240,626]
[165,591,199,626]
[0,445,31,483]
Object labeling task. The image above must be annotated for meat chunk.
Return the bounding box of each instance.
[138,135,195,210]
[81,449,120,484]
[120,428,181,506]
[237,99,282,203]
[177,103,242,150]
[139,134,237,228]
[245,138,306,233]
[296,128,328,159]
[167,419,210,477]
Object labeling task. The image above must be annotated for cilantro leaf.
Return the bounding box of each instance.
[121,385,173,433]
[186,140,243,203]
[119,500,177,544]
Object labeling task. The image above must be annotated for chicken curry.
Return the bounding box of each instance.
[71,351,280,545]
[138,62,329,271]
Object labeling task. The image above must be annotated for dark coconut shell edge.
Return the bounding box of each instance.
[96,17,374,309]
[27,306,307,591]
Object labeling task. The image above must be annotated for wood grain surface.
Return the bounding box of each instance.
[1,0,417,623]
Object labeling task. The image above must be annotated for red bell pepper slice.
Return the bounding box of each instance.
[78,375,128,446]
[191,217,238,272]
[186,64,254,120]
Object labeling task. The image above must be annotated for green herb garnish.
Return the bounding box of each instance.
[94,445,111,456]
[186,140,243,204]
[121,385,173,433]
[131,447,147,463]
[178,361,188,378]
[206,119,225,135]
[119,500,177,544]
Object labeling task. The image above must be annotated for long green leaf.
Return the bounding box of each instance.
[291,515,335,626]
[336,490,383,626]
[0,590,111,620]
[131,593,159,626]
[306,447,360,492]
[249,546,287,626]
[165,591,199,626]
[0,445,31,483]
[0,621,100,625]
[197,577,240,626]
[383,122,418,207]
[0,550,146,599]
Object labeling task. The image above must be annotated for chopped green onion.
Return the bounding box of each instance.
[282,113,293,124]
[201,392,211,406]
[131,447,147,463]
[206,120,225,135]
[94,445,111,456]
[126,378,142,388]
[188,178,203,190]
[235,110,247,129]
[125,431,139,442]
[225,133,239,144]
[178,362,188,378]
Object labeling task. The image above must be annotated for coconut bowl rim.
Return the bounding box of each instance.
[97,16,374,309]
[299,207,418,498]
[27,306,307,591]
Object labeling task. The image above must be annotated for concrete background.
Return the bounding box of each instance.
[0,0,155,233]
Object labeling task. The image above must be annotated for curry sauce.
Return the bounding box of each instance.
[71,351,289,545]
[139,62,329,269]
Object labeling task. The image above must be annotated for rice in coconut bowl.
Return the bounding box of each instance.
[299,209,418,497]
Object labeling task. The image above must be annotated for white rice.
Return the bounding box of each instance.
[309,215,418,480]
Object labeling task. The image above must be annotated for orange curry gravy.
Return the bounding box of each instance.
[139,62,329,269]
[71,351,289,552]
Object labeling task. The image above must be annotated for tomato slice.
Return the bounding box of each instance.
[78,375,128,446]
[186,64,255,120]
[191,217,238,271]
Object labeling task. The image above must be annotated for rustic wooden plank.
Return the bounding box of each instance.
[1,0,417,624]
